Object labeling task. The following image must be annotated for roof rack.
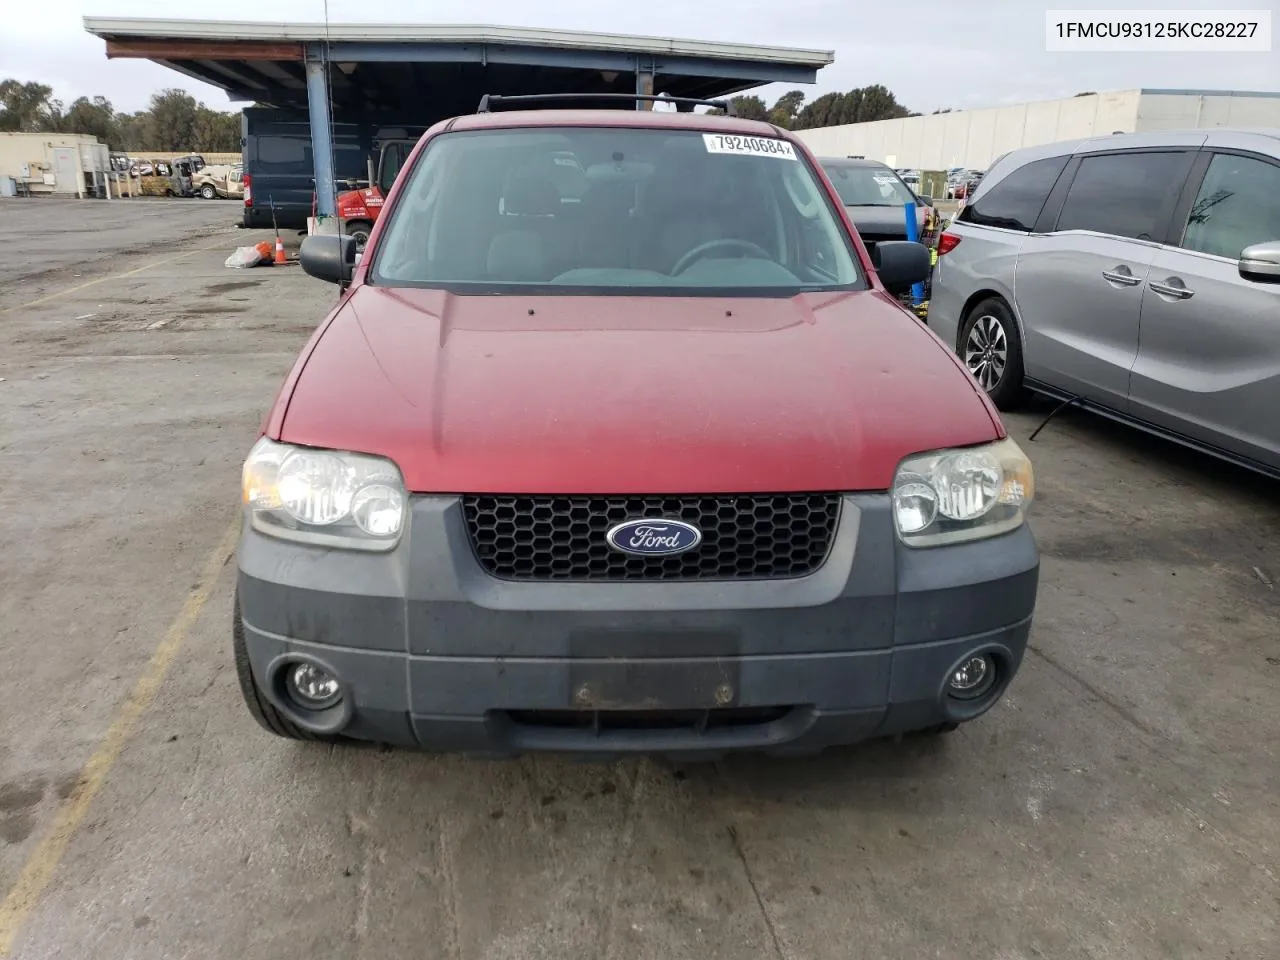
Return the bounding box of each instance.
[476,93,736,116]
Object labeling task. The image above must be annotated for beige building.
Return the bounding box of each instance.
[0,132,111,196]
[794,88,1280,170]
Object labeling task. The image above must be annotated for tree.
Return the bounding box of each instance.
[726,94,769,121]
[0,80,61,132]
[791,84,911,130]
[62,96,120,147]
[769,89,806,128]
[144,88,200,151]
[116,111,150,151]
[193,106,240,152]
[1,76,240,152]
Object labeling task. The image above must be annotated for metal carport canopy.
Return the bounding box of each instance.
[83,17,833,215]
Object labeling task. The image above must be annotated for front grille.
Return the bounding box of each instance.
[506,707,793,732]
[461,494,841,582]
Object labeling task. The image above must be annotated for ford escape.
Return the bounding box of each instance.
[234,97,1040,757]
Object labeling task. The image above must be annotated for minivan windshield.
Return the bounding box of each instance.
[371,127,864,294]
[822,162,917,207]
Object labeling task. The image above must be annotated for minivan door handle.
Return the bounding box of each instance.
[1148,278,1195,300]
[1102,266,1143,287]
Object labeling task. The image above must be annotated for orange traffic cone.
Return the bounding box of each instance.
[273,232,288,265]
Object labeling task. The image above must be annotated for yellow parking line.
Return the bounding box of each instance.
[0,518,240,956]
[0,243,225,317]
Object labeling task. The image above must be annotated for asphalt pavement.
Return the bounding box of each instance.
[0,198,1276,960]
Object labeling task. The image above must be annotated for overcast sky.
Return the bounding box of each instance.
[2,0,1276,115]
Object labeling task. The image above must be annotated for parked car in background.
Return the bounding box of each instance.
[233,101,1038,757]
[192,163,244,200]
[172,154,206,173]
[817,157,937,253]
[135,158,195,197]
[928,129,1280,477]
[945,169,981,199]
[953,171,984,201]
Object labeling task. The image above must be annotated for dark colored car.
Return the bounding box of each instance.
[233,101,1039,758]
[239,108,428,230]
[817,157,936,253]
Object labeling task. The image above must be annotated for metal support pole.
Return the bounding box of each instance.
[306,58,337,218]
[635,59,654,110]
[904,201,926,305]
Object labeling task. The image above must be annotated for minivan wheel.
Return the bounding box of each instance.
[232,594,329,742]
[959,298,1024,409]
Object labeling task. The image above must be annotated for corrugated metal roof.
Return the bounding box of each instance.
[82,17,833,67]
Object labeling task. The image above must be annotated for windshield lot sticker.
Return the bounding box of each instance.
[702,134,797,160]
[873,175,898,185]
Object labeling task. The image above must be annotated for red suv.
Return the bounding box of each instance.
[235,95,1039,757]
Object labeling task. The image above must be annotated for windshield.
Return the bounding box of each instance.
[371,127,864,294]
[822,163,917,207]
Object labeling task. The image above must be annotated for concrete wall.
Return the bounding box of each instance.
[798,90,1162,169]
[1136,92,1280,131]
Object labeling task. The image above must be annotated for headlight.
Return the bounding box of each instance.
[242,437,407,550]
[892,438,1033,546]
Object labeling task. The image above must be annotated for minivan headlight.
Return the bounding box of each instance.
[242,437,407,550]
[892,438,1033,546]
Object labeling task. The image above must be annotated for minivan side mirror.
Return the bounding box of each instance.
[872,240,931,295]
[299,234,357,287]
[1239,241,1280,284]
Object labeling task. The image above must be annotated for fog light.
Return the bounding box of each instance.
[286,662,342,709]
[948,654,995,700]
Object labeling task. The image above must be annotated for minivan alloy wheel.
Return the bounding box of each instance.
[964,314,1007,391]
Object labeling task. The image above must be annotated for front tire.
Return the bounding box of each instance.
[232,595,327,742]
[200,184,217,200]
[959,297,1025,410]
[343,219,373,254]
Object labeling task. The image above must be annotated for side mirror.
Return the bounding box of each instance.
[299,234,357,287]
[872,240,932,295]
[1239,241,1280,284]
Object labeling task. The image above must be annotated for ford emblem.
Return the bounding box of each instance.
[606,518,702,557]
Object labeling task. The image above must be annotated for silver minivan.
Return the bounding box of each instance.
[928,129,1280,477]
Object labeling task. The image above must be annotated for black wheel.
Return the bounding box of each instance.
[232,594,328,742]
[344,219,373,254]
[200,184,217,200]
[958,297,1025,410]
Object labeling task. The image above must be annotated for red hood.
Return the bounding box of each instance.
[277,286,1000,493]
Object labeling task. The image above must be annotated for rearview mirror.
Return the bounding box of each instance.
[299,234,357,287]
[872,240,931,295]
[1239,241,1280,284]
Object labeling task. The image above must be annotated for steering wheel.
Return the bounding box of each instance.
[671,238,773,276]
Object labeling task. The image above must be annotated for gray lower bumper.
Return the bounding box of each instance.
[236,494,1039,757]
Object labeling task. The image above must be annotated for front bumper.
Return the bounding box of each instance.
[236,494,1038,757]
